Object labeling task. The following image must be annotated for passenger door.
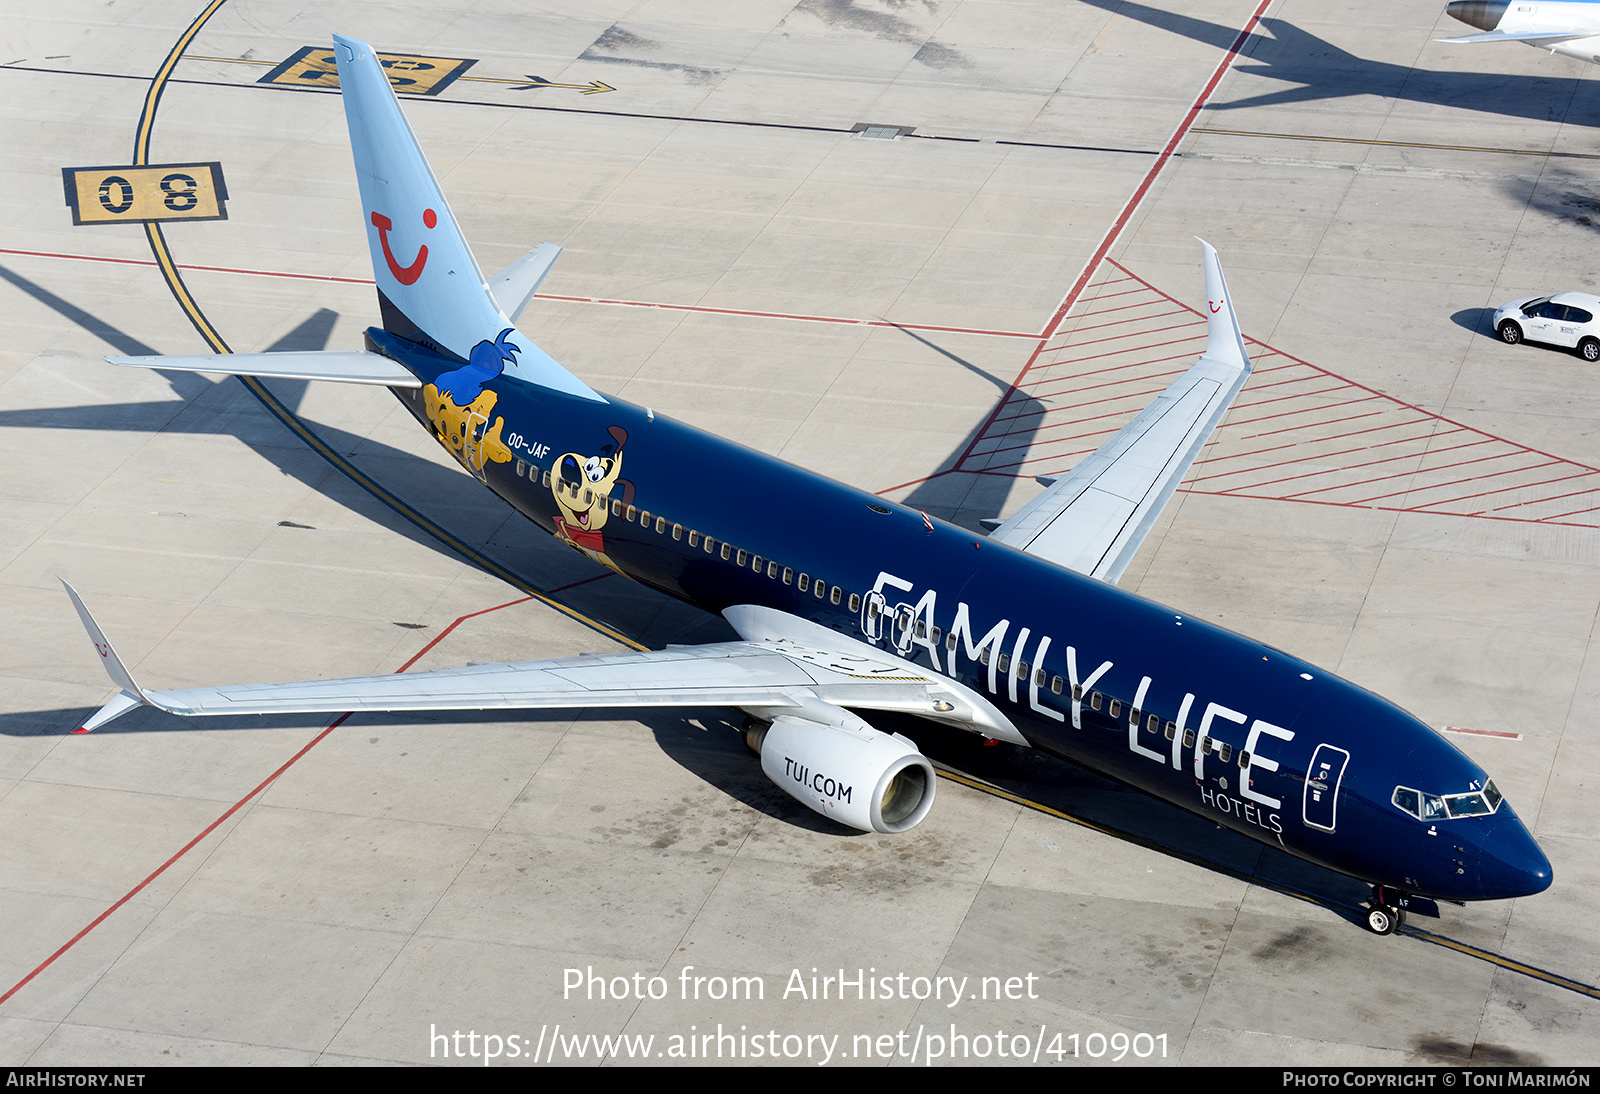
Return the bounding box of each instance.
[1302,744,1350,832]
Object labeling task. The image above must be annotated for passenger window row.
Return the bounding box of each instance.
[520,465,865,613]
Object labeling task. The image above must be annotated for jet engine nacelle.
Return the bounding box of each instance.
[754,713,937,834]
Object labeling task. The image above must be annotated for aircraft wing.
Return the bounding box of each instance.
[64,585,1022,742]
[986,240,1251,584]
[1436,28,1596,42]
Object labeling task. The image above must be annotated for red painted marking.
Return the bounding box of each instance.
[1021,365,1189,403]
[1442,726,1521,740]
[0,593,539,1010]
[1185,432,1445,482]
[371,210,429,285]
[1004,380,1173,422]
[1217,436,1493,493]
[1274,444,1522,497]
[1070,294,1180,320]
[1061,306,1193,336]
[1191,489,1600,530]
[1234,373,1331,394]
[1240,410,1388,442]
[422,208,437,230]
[1026,350,1201,391]
[1489,483,1600,514]
[1041,319,1206,354]
[0,248,1034,339]
[1038,336,1208,373]
[949,0,1275,471]
[1224,395,1383,430]
[1420,467,1590,510]
[1229,382,1349,410]
[1344,459,1559,507]
[1201,420,1445,466]
[1544,501,1600,519]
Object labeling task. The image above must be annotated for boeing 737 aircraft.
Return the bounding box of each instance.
[1441,0,1600,64]
[65,35,1551,935]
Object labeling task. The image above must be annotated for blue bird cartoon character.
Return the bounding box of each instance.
[423,329,520,481]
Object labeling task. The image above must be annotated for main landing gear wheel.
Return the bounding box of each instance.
[1499,320,1523,345]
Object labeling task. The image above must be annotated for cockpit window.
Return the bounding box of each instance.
[1445,791,1493,818]
[1393,780,1499,820]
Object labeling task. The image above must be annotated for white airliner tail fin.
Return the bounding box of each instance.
[331,35,600,401]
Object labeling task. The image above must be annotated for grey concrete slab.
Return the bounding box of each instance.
[26,1024,317,1066]
[62,909,410,1050]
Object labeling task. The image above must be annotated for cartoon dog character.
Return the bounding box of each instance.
[552,425,632,572]
[422,329,520,480]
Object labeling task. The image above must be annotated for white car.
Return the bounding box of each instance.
[1493,292,1600,361]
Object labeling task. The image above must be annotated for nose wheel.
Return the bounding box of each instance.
[1364,885,1406,935]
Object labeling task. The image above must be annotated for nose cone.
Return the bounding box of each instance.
[1447,0,1509,30]
[1476,813,1553,899]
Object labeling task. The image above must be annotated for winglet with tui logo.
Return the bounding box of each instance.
[61,579,152,733]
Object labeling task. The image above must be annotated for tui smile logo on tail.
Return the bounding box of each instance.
[371,208,434,284]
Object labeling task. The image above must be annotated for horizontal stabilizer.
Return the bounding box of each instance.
[489,243,562,321]
[106,350,421,388]
[987,240,1251,583]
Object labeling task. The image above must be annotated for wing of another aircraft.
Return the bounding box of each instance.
[985,240,1252,584]
[1436,28,1594,41]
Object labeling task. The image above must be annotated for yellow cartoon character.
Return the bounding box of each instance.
[423,383,513,481]
[552,425,631,571]
[421,328,520,480]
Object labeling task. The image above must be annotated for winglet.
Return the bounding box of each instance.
[61,579,151,732]
[1199,238,1251,373]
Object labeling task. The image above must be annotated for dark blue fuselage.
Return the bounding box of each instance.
[373,327,1552,905]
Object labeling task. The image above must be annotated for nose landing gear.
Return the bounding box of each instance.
[1364,885,1407,935]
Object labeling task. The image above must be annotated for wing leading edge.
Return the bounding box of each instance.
[986,241,1252,583]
